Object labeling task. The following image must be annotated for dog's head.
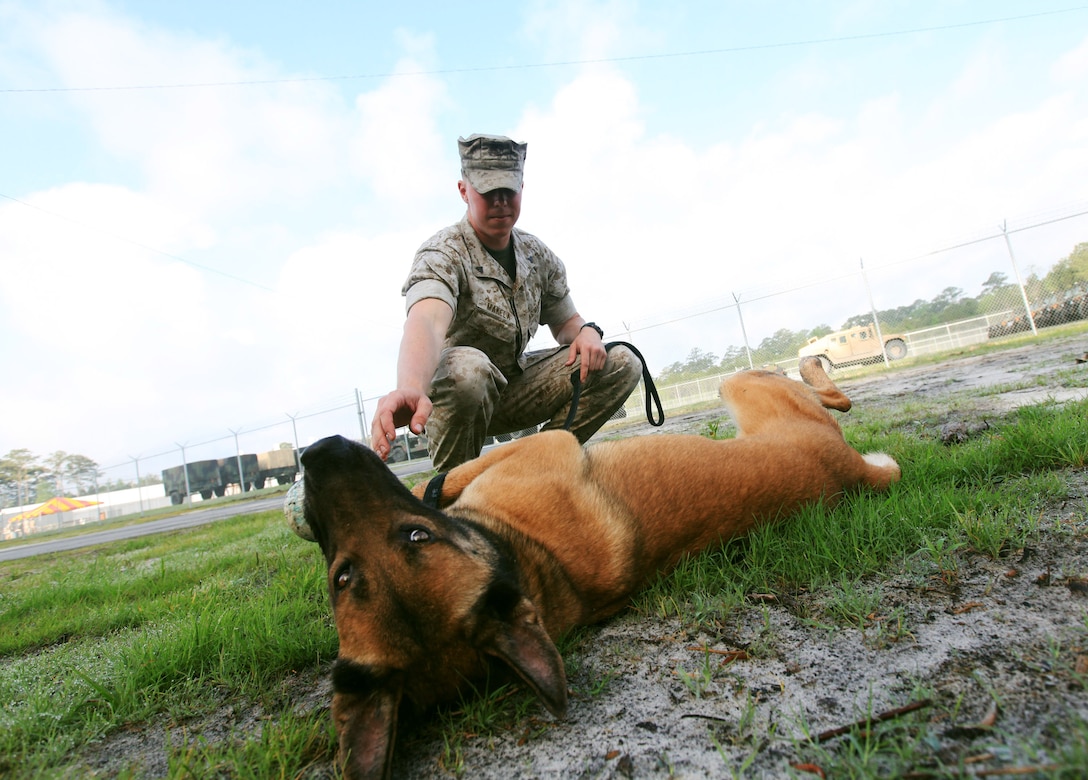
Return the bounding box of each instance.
[299,435,567,780]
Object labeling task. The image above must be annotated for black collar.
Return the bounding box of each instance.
[422,472,447,509]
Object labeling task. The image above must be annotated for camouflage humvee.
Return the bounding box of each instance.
[798,324,908,372]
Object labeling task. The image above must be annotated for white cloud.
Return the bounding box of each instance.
[523,0,643,60]
[3,2,1088,471]
[20,5,350,219]
[0,184,209,344]
[349,58,451,206]
[500,22,1088,343]
[1051,33,1088,83]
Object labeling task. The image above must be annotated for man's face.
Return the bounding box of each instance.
[459,181,522,248]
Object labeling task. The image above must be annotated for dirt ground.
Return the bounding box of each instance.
[90,333,1088,778]
[388,335,1088,779]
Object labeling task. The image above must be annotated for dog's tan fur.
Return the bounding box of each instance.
[298,358,900,779]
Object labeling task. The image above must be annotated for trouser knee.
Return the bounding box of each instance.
[545,344,643,443]
[426,347,508,471]
[430,347,507,413]
[603,345,644,395]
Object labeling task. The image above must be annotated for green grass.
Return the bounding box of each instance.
[1,360,1087,777]
[634,399,1087,624]
[0,513,337,778]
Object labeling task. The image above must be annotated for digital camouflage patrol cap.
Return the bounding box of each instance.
[458,134,527,193]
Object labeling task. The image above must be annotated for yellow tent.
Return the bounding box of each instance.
[9,496,101,523]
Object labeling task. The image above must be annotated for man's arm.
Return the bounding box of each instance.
[370,298,453,459]
[550,313,607,383]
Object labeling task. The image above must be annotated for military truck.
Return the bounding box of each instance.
[798,324,908,371]
[162,449,301,504]
[253,448,300,489]
[388,433,429,463]
[162,458,229,504]
[220,454,260,493]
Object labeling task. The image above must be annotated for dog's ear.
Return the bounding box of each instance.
[479,595,568,718]
[332,686,401,780]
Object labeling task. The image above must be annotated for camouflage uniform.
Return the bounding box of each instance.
[403,215,642,471]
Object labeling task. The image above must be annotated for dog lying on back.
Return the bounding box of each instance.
[292,357,900,779]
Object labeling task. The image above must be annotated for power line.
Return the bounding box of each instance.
[0,192,274,292]
[2,6,1085,94]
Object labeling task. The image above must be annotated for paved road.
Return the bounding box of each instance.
[0,496,286,562]
[0,456,439,563]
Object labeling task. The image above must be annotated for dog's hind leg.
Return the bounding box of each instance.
[410,430,586,507]
[798,356,852,412]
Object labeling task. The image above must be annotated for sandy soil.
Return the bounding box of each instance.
[87,333,1088,779]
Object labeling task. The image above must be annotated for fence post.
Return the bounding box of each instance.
[860,258,891,367]
[230,428,245,494]
[176,442,192,505]
[355,389,368,443]
[732,293,754,370]
[93,472,103,522]
[287,413,302,476]
[130,454,145,515]
[1001,220,1039,336]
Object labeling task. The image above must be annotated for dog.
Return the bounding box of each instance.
[291,357,900,779]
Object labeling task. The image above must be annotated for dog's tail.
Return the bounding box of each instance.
[860,452,901,490]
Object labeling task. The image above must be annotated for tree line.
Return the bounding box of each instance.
[0,449,160,510]
[656,242,1088,383]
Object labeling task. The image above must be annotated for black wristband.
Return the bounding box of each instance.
[580,321,604,339]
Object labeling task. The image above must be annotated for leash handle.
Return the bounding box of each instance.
[563,340,664,430]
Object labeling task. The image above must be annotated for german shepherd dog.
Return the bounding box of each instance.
[293,357,900,779]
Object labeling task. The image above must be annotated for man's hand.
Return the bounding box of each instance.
[370,390,432,460]
[564,321,607,382]
[370,298,452,460]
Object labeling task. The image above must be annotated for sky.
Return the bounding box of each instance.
[2,0,1087,479]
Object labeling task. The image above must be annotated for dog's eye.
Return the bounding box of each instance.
[408,528,430,543]
[334,563,352,590]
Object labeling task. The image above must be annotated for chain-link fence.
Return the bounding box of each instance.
[108,216,1088,488]
[611,217,1087,417]
[4,212,1085,536]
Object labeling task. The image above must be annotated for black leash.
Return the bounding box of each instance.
[562,341,664,431]
[423,341,662,510]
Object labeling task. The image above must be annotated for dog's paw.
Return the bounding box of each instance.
[284,478,315,542]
